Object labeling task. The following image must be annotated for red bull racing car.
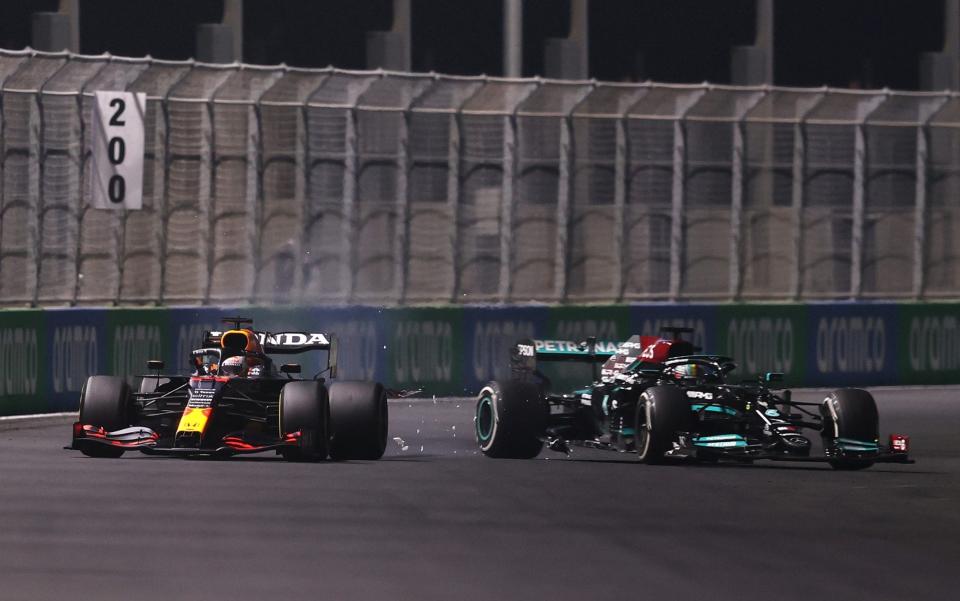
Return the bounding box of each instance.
[69,318,388,461]
[475,328,911,470]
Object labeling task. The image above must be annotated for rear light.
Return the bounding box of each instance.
[890,434,909,453]
[72,421,84,439]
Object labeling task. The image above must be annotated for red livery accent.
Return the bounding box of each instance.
[890,434,909,453]
[638,338,675,363]
[190,376,231,384]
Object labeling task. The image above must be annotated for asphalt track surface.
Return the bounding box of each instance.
[1,388,957,601]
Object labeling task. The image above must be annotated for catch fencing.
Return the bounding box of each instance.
[1,48,959,306]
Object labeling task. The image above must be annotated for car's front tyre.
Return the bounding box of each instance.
[821,388,878,471]
[635,385,689,464]
[78,376,132,458]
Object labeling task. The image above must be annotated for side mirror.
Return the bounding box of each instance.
[281,363,301,375]
[764,372,784,383]
[147,360,165,370]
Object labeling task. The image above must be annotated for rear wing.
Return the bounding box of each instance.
[511,339,620,382]
[514,339,621,363]
[203,330,339,377]
[512,328,703,383]
[204,330,334,353]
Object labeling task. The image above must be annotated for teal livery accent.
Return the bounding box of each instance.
[621,427,636,435]
[692,434,747,448]
[836,437,878,445]
[835,437,879,452]
[691,404,738,416]
[476,395,494,442]
[764,408,781,417]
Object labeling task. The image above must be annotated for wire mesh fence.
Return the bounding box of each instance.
[1,48,958,306]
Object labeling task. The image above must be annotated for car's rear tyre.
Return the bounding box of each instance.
[328,381,388,460]
[635,386,689,464]
[821,388,878,471]
[280,381,330,462]
[475,380,546,459]
[78,376,131,458]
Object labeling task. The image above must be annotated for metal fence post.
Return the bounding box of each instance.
[298,70,334,304]
[913,122,929,299]
[729,90,766,300]
[396,77,438,304]
[912,93,952,299]
[396,103,411,303]
[343,87,360,302]
[500,80,540,303]
[789,91,827,300]
[157,61,195,305]
[251,86,267,305]
[789,119,805,300]
[33,54,72,306]
[448,101,463,302]
[669,115,685,301]
[73,54,112,305]
[203,70,235,305]
[553,109,574,300]
[850,93,886,299]
[298,96,311,304]
[668,87,707,301]
[451,78,487,302]
[499,107,518,302]
[612,111,628,301]
[729,117,745,300]
[231,66,285,305]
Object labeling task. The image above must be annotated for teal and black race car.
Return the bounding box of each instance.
[474,328,911,470]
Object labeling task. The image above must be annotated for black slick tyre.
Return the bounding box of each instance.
[78,376,131,458]
[635,385,689,464]
[475,380,546,459]
[280,381,330,462]
[328,381,388,460]
[821,388,878,471]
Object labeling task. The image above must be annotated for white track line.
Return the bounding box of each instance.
[0,412,76,422]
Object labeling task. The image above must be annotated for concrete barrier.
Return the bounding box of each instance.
[2,302,956,415]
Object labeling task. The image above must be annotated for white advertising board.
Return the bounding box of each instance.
[90,91,146,210]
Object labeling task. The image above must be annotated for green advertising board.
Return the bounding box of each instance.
[385,307,464,396]
[0,310,45,415]
[897,302,960,385]
[105,309,171,382]
[715,304,807,387]
[545,305,631,391]
[546,305,631,343]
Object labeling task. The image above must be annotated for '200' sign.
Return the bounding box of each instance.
[91,91,146,210]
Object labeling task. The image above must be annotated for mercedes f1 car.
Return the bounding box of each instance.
[475,328,911,470]
[69,317,388,461]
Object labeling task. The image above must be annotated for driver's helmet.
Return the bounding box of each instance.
[671,362,720,383]
[220,355,265,378]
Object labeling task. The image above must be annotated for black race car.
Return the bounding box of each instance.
[474,328,911,469]
[69,317,388,461]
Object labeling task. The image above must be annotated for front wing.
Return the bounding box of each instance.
[69,422,302,457]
